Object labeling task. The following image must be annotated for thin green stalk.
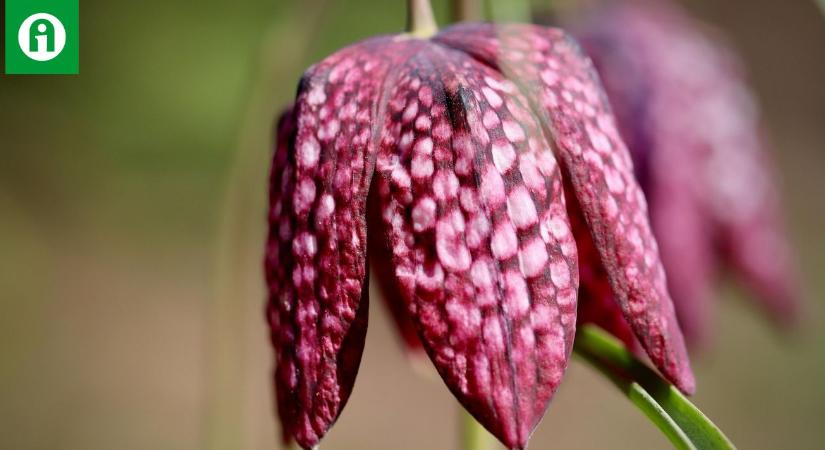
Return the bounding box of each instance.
[407,0,438,37]
[574,325,736,450]
[579,355,696,450]
[461,408,493,450]
[203,2,329,449]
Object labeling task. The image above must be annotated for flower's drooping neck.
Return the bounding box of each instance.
[406,0,438,38]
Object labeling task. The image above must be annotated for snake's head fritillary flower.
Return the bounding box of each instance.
[566,0,802,346]
[265,20,694,450]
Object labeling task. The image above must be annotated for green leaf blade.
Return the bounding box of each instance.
[574,325,736,450]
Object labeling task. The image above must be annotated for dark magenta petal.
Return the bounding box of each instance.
[372,41,578,449]
[567,1,723,348]
[264,38,401,449]
[436,23,695,394]
[367,193,427,359]
[265,107,297,445]
[569,197,638,350]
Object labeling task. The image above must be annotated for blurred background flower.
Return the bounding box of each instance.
[0,0,823,449]
[560,0,802,349]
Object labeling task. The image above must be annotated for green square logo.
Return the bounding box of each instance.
[5,0,79,74]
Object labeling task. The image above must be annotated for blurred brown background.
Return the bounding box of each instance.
[0,0,823,449]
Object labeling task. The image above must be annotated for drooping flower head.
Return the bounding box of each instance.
[265,19,694,450]
[565,0,802,346]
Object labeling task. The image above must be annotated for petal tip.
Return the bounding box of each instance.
[664,347,696,395]
[676,368,696,396]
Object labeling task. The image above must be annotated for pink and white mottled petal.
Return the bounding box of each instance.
[374,42,577,450]
[569,2,718,349]
[265,37,408,449]
[367,193,427,359]
[567,196,638,350]
[435,23,694,393]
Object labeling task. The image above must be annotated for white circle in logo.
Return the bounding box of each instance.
[18,13,66,62]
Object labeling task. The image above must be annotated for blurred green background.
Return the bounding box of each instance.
[1,0,823,449]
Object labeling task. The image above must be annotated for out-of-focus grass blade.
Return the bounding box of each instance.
[485,0,531,22]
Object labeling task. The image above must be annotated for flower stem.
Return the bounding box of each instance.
[406,0,438,37]
[461,407,493,450]
[573,325,736,450]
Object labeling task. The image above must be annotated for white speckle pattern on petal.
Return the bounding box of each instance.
[370,42,578,449]
[435,23,694,394]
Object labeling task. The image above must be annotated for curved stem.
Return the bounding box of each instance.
[574,325,736,450]
[406,0,438,37]
[461,408,493,450]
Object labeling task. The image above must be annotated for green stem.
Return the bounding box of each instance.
[406,0,438,37]
[574,325,736,450]
[461,408,493,450]
[203,2,330,449]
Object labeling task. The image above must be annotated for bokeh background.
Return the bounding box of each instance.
[1,0,823,449]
